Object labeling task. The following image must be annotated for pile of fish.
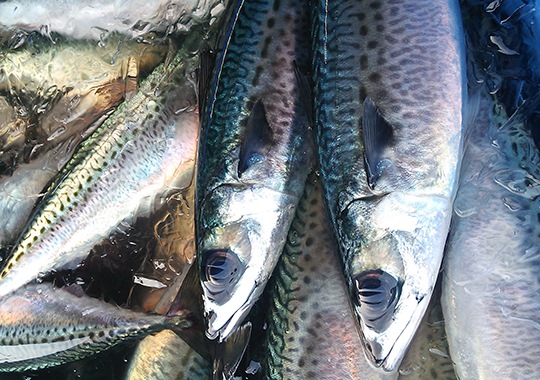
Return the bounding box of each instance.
[0,0,539,379]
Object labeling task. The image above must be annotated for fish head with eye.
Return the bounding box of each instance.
[342,191,452,372]
[197,183,298,342]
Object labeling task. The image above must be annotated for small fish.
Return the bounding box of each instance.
[0,34,168,249]
[263,172,398,380]
[312,0,466,371]
[0,33,200,298]
[442,83,540,379]
[196,0,312,343]
[0,0,228,40]
[0,283,190,372]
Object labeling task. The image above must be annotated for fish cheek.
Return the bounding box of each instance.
[200,248,245,304]
[353,269,402,333]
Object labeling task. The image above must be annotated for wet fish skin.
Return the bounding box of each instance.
[197,0,312,343]
[312,0,465,372]
[0,283,190,372]
[442,84,540,379]
[0,35,200,298]
[263,173,398,380]
[0,35,168,249]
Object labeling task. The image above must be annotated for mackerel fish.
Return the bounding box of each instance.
[196,0,312,343]
[0,33,200,298]
[0,283,190,372]
[312,0,466,371]
[442,83,540,379]
[0,34,168,249]
[264,172,397,380]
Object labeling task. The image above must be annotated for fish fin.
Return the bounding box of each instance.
[212,322,252,380]
[238,100,274,177]
[294,62,314,128]
[167,263,212,362]
[199,0,246,125]
[362,97,393,189]
[198,46,215,124]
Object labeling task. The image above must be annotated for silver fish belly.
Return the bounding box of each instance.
[312,0,466,371]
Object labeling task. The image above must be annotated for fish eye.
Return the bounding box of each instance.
[201,249,244,300]
[353,269,401,332]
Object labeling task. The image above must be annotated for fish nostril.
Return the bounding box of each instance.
[354,269,401,332]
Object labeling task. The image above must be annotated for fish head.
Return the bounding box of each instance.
[343,191,451,372]
[197,183,298,342]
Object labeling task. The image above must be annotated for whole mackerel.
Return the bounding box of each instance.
[0,283,190,372]
[442,84,540,379]
[312,0,466,371]
[196,0,312,343]
[0,34,200,298]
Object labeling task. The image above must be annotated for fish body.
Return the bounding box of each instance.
[0,0,228,40]
[442,84,540,379]
[264,173,397,380]
[312,0,466,371]
[0,35,200,298]
[0,283,190,372]
[0,34,168,249]
[196,0,312,342]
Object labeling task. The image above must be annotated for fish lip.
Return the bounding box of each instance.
[360,293,429,372]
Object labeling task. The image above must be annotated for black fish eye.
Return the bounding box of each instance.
[354,269,401,332]
[201,249,243,299]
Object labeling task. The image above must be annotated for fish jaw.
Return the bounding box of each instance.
[198,184,298,342]
[343,192,451,372]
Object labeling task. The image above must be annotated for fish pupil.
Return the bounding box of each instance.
[201,249,244,299]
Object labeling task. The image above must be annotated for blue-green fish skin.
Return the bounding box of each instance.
[196,0,312,343]
[442,84,540,379]
[263,173,397,380]
[312,0,465,372]
[0,36,201,298]
[0,283,190,373]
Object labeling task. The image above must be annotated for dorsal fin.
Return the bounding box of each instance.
[238,100,274,177]
[362,97,393,189]
[212,322,252,380]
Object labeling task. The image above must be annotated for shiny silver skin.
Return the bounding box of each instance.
[312,0,466,371]
[196,0,312,342]
[442,85,540,379]
[0,283,190,372]
[0,36,200,298]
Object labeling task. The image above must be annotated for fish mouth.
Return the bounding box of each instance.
[359,292,429,372]
[204,287,258,343]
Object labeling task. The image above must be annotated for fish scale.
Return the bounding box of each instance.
[312,0,465,372]
[0,34,201,298]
